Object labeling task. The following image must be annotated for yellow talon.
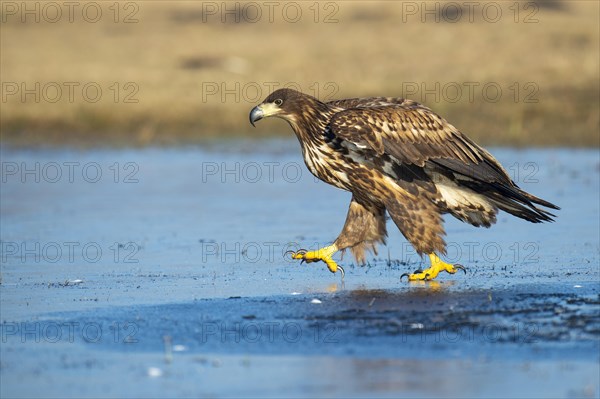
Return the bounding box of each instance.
[401,254,466,281]
[289,245,344,278]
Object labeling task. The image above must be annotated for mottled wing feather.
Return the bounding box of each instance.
[328,99,514,186]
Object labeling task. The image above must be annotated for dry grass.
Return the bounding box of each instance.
[1,0,598,147]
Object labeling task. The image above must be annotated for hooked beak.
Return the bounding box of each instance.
[249,105,264,127]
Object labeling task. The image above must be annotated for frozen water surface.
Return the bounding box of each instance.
[1,141,598,398]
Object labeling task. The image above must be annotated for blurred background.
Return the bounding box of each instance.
[1,0,598,147]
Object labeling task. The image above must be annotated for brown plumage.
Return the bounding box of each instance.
[249,89,559,263]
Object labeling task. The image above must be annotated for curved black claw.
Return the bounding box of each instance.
[454,264,467,274]
[400,268,422,281]
[285,249,307,258]
[337,265,345,280]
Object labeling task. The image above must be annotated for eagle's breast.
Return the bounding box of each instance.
[302,143,344,186]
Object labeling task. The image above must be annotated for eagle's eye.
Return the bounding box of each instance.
[274,99,283,106]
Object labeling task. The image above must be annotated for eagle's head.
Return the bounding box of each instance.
[249,88,316,127]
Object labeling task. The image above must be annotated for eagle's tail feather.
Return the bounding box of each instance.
[485,185,558,223]
[520,190,561,210]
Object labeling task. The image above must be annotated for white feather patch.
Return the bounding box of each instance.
[436,182,493,212]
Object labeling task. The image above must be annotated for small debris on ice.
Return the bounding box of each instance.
[58,279,84,287]
[311,298,322,304]
[147,367,163,378]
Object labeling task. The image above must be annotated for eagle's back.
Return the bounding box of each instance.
[313,96,559,225]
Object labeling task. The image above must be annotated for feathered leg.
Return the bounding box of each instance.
[334,196,387,264]
[384,188,466,281]
[289,196,387,278]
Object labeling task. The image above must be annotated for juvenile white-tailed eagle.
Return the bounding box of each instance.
[249,89,559,281]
